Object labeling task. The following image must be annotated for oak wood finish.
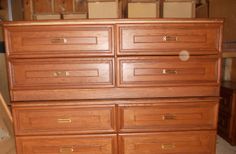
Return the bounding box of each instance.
[119,131,216,154]
[16,134,117,154]
[54,0,74,13]
[4,25,114,58]
[13,104,116,135]
[117,23,221,55]
[2,19,223,154]
[23,0,88,20]
[117,56,219,87]
[33,0,53,14]
[9,58,114,90]
[118,101,219,132]
[10,86,220,101]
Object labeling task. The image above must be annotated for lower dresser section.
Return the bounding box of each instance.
[12,98,219,154]
[16,131,216,154]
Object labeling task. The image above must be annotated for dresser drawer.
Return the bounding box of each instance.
[117,56,219,87]
[118,100,218,132]
[16,134,117,154]
[5,25,114,57]
[118,24,221,55]
[119,131,216,154]
[13,104,116,135]
[9,58,114,90]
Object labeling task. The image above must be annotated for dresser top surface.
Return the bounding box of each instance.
[1,18,224,27]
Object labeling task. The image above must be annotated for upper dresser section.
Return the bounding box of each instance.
[4,25,114,58]
[117,23,221,55]
[3,19,223,58]
[2,19,223,101]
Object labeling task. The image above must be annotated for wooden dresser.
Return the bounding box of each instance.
[3,19,223,154]
[218,81,236,145]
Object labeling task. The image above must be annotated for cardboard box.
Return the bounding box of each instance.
[128,2,159,18]
[88,2,119,18]
[163,1,196,18]
[34,14,61,20]
[63,13,87,19]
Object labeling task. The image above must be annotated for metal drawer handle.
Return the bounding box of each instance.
[162,69,177,75]
[162,114,176,120]
[60,146,74,153]
[53,71,70,77]
[161,143,176,150]
[163,36,178,42]
[51,38,68,44]
[57,118,72,123]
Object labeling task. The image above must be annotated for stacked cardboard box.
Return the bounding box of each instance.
[63,13,87,19]
[88,0,120,18]
[163,0,196,18]
[128,1,160,18]
[34,14,61,20]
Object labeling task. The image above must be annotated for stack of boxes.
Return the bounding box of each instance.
[163,0,196,18]
[22,0,204,19]
[128,0,160,18]
[87,0,197,18]
[88,0,120,18]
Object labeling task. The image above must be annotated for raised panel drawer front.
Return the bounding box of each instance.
[118,100,219,132]
[16,135,117,154]
[9,58,114,90]
[118,24,221,55]
[13,104,116,135]
[117,56,219,87]
[5,25,114,57]
[119,131,216,154]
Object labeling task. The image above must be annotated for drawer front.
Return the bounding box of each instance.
[119,101,218,132]
[13,105,116,135]
[16,135,117,154]
[118,24,221,55]
[9,58,114,89]
[117,56,219,87]
[119,131,216,154]
[5,25,114,57]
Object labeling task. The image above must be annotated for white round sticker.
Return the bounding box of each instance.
[179,50,190,61]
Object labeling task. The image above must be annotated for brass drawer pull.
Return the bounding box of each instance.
[53,71,70,77]
[60,146,74,153]
[162,69,177,75]
[161,143,176,150]
[51,38,68,44]
[163,36,178,42]
[57,118,72,123]
[162,114,176,120]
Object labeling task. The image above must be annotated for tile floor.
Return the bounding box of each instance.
[217,136,236,154]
